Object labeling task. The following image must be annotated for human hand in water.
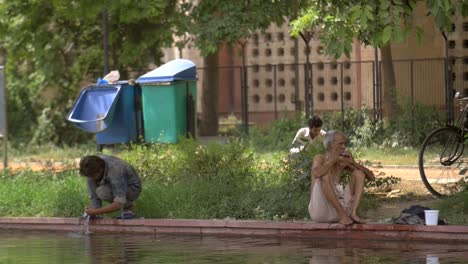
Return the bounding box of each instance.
[85,207,99,216]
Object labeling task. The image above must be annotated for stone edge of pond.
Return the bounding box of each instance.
[0,217,467,242]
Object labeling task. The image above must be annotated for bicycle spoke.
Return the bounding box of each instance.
[419,127,466,197]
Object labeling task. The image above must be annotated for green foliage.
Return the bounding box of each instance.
[291,0,467,58]
[435,191,468,225]
[248,113,305,152]
[322,107,385,148]
[0,136,391,220]
[382,99,445,148]
[0,0,177,146]
[283,143,326,192]
[322,101,445,148]
[119,143,181,182]
[366,173,401,191]
[120,138,264,219]
[185,0,292,56]
[0,169,87,217]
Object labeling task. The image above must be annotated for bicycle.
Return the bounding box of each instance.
[418,91,468,197]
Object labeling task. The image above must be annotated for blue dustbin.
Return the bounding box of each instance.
[67,81,141,145]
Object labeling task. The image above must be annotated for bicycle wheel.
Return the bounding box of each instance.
[419,126,468,197]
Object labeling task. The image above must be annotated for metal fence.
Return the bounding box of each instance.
[196,57,467,132]
[0,66,7,167]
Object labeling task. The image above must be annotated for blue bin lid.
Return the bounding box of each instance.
[137,59,196,83]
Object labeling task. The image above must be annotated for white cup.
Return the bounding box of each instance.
[426,255,439,264]
[424,210,439,226]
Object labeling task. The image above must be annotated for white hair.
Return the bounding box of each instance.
[323,130,345,148]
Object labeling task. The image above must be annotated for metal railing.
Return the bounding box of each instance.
[195,57,466,133]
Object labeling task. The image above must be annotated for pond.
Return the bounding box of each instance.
[1,230,468,263]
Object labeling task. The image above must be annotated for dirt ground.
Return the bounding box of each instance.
[0,161,73,172]
[366,167,440,223]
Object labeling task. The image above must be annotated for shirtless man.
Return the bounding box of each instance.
[309,130,375,225]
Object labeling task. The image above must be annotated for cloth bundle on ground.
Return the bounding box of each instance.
[392,205,447,225]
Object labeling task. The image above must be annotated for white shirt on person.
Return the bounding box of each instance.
[292,127,327,145]
[290,127,326,153]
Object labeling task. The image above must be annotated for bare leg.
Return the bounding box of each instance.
[319,174,353,225]
[348,170,366,223]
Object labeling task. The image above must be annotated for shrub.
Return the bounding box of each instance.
[382,99,445,148]
[322,107,385,148]
[248,113,304,152]
[321,100,445,148]
[435,191,468,225]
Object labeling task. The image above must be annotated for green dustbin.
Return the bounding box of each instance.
[137,59,197,143]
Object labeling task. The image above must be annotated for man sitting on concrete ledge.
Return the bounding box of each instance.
[309,130,375,225]
[79,155,142,219]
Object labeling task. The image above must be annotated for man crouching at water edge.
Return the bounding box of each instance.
[79,155,142,219]
[309,130,375,225]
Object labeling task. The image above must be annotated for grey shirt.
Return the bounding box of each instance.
[87,155,142,208]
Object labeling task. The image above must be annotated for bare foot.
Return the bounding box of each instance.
[350,214,366,224]
[339,215,354,225]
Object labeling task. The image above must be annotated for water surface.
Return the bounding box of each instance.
[1,230,467,263]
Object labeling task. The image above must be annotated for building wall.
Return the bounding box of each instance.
[448,11,468,97]
[161,3,468,125]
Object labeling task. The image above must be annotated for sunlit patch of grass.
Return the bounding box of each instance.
[359,147,419,166]
[8,143,96,162]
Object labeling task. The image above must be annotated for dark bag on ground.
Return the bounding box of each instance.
[392,205,447,225]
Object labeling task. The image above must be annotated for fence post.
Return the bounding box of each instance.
[340,62,344,129]
[303,64,309,117]
[241,65,249,135]
[0,66,7,169]
[372,61,376,120]
[299,32,313,117]
[441,32,453,125]
[410,60,415,132]
[273,64,278,120]
[374,47,382,120]
[293,40,301,112]
[239,42,249,135]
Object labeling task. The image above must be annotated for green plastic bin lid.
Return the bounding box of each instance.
[137,59,196,83]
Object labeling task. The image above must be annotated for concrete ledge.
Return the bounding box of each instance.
[1,217,467,242]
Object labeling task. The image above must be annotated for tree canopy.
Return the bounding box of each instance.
[184,0,298,56]
[291,0,468,58]
[0,0,178,145]
[179,0,306,135]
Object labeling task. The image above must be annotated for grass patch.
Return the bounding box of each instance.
[360,147,419,166]
[435,192,468,225]
[0,169,88,217]
[6,143,420,167]
[0,139,381,220]
[7,143,96,162]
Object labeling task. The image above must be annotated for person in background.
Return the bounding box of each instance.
[79,155,142,219]
[290,115,326,153]
[309,130,375,225]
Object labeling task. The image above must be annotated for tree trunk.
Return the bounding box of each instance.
[380,45,397,121]
[0,47,5,65]
[199,52,219,136]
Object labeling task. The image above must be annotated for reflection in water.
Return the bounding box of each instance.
[426,255,439,264]
[0,230,468,263]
